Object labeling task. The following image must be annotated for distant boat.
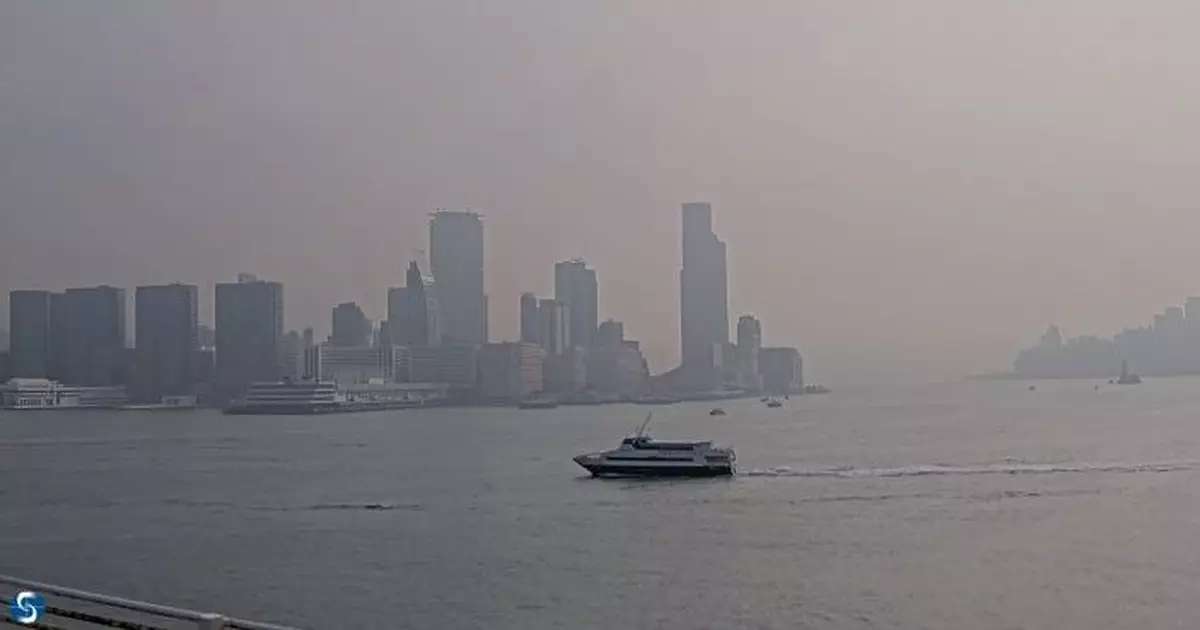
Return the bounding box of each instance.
[1116,360,1143,385]
[709,407,726,416]
[518,398,559,410]
[766,398,784,408]
[633,395,680,406]
[803,384,831,395]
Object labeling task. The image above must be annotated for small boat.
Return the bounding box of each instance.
[633,395,680,406]
[709,407,726,416]
[573,413,735,478]
[766,398,783,408]
[518,398,559,410]
[802,384,831,395]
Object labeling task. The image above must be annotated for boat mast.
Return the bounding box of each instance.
[635,412,654,438]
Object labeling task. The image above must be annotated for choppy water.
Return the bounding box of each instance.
[4,379,1200,629]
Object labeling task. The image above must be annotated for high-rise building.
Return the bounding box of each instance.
[48,292,69,381]
[479,342,545,401]
[538,298,570,356]
[331,302,370,347]
[596,319,625,349]
[133,284,198,402]
[8,290,53,378]
[60,285,127,386]
[679,202,729,389]
[282,330,303,379]
[388,261,441,347]
[586,338,649,396]
[554,259,598,350]
[215,275,283,401]
[736,315,763,391]
[759,347,803,395]
[429,210,486,345]
[520,293,541,345]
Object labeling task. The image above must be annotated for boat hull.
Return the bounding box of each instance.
[574,457,733,478]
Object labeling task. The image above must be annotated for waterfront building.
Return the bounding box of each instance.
[479,342,545,401]
[133,283,198,402]
[215,274,283,401]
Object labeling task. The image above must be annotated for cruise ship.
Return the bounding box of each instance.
[224,379,346,415]
[1,378,127,410]
[573,414,736,478]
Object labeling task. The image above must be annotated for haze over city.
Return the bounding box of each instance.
[7,1,1200,382]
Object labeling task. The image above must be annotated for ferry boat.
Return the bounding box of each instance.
[573,413,735,478]
[224,379,345,415]
[1,378,127,410]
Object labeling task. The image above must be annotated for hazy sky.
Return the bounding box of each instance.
[5,1,1200,382]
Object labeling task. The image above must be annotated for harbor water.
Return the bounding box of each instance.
[4,379,1200,629]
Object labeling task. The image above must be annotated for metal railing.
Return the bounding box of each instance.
[0,574,300,630]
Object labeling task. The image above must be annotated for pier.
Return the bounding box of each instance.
[1,575,297,629]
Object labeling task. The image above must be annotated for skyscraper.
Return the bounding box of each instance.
[215,274,283,401]
[61,285,127,386]
[429,210,486,345]
[736,315,763,391]
[8,290,53,378]
[538,298,570,356]
[680,202,729,388]
[388,261,441,347]
[520,292,541,345]
[134,284,198,402]
[331,302,370,347]
[554,259,598,350]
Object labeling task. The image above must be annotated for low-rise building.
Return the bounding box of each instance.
[479,342,545,401]
[409,344,480,389]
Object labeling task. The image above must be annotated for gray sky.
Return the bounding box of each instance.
[5,1,1200,382]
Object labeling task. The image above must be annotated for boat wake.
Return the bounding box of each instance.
[742,460,1200,479]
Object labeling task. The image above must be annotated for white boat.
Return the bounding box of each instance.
[1,378,127,410]
[122,395,198,411]
[225,379,346,415]
[573,413,736,478]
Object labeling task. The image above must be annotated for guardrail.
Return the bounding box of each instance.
[0,574,300,630]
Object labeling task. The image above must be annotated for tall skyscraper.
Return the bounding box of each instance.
[538,298,570,356]
[429,210,486,345]
[331,302,370,347]
[215,274,283,401]
[8,290,53,378]
[388,261,441,347]
[133,284,198,402]
[61,285,127,386]
[554,259,598,350]
[736,315,763,391]
[679,202,729,388]
[520,293,541,345]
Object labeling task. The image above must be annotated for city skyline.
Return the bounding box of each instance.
[15,3,1200,380]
